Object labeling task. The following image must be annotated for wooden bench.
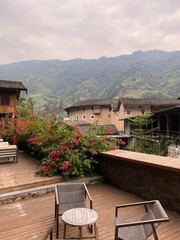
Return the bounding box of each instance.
[0,142,9,146]
[0,145,18,163]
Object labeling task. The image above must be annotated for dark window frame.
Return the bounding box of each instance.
[1,95,10,105]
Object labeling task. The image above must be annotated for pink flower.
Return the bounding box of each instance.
[43,165,51,173]
[109,145,117,150]
[27,137,37,144]
[59,161,70,170]
[49,151,60,158]
[27,121,33,125]
[92,150,97,155]
[102,136,107,141]
[73,139,80,146]
[61,146,69,151]
[106,129,114,134]
[72,124,79,129]
[74,130,82,138]
[119,139,126,146]
[54,133,58,139]
[89,138,95,143]
[83,147,88,152]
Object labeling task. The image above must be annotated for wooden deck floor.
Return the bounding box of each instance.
[0,152,63,194]
[0,183,179,240]
[0,152,179,239]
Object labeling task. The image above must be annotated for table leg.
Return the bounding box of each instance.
[63,223,67,239]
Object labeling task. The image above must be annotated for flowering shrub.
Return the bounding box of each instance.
[59,161,73,177]
[0,114,117,178]
[118,138,126,149]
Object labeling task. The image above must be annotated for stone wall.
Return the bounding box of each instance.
[168,145,180,158]
[96,151,180,213]
[0,175,104,205]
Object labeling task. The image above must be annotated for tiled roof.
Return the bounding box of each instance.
[120,98,180,106]
[99,124,119,135]
[64,119,90,126]
[0,80,27,91]
[153,105,180,114]
[64,120,119,135]
[64,99,119,111]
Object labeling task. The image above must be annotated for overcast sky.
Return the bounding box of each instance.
[0,0,180,64]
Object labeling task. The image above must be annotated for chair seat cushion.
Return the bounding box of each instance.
[116,218,147,240]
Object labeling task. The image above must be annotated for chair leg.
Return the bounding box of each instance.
[50,228,53,240]
[63,223,67,239]
[56,216,59,238]
[95,223,98,240]
[115,227,118,240]
[55,204,59,238]
[87,224,93,233]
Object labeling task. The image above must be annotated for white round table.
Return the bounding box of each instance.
[62,208,98,239]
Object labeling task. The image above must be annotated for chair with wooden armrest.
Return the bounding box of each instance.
[115,200,169,240]
[42,220,54,240]
[55,182,93,238]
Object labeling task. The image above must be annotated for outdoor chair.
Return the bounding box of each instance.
[55,182,93,238]
[42,224,54,240]
[115,200,169,240]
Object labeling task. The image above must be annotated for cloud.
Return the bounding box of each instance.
[0,0,180,64]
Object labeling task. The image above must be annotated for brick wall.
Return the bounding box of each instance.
[96,151,180,213]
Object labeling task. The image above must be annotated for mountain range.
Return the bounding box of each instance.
[0,50,180,114]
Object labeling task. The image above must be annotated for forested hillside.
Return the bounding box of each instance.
[0,50,179,114]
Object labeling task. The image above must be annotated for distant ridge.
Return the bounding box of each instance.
[0,50,179,114]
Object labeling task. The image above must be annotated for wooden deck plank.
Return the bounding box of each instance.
[0,183,179,240]
[0,152,179,239]
[0,152,63,193]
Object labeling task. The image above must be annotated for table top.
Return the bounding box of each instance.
[62,208,98,227]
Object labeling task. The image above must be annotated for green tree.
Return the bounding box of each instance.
[129,113,155,153]
[17,97,34,117]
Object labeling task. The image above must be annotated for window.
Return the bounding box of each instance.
[90,115,95,119]
[93,106,101,114]
[126,110,131,115]
[82,115,86,120]
[76,115,79,120]
[141,109,145,114]
[140,106,145,114]
[1,95,10,105]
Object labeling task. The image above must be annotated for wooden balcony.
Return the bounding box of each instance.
[0,105,15,113]
[0,152,179,239]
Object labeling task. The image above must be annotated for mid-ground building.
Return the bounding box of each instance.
[0,80,27,118]
[65,98,180,133]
